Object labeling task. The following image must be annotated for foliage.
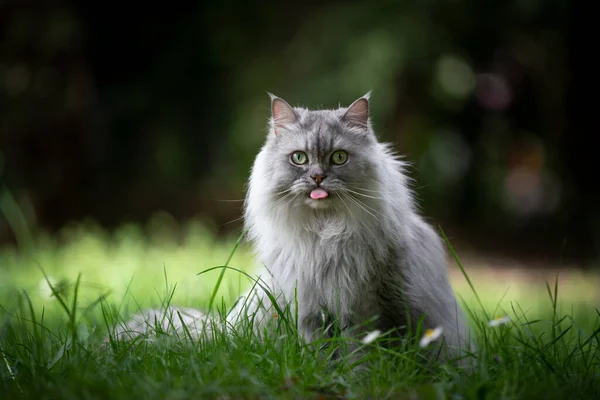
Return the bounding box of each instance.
[0,1,587,262]
[0,221,598,399]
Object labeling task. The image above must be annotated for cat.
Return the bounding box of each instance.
[110,92,473,364]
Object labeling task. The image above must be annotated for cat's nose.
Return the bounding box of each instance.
[311,174,326,184]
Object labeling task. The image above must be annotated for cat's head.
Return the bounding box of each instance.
[256,93,382,212]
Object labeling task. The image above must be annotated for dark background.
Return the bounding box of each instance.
[1,1,591,266]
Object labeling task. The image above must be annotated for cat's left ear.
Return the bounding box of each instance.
[342,91,371,129]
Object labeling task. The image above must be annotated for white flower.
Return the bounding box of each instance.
[488,315,510,327]
[361,330,381,344]
[419,327,443,347]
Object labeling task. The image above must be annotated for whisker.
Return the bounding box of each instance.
[212,199,246,203]
[336,193,369,246]
[345,192,387,220]
[343,188,386,200]
[346,186,382,193]
[342,192,379,221]
[271,188,294,196]
[273,192,300,221]
[336,192,356,222]
[347,197,378,221]
[266,190,295,211]
[347,185,402,195]
[356,198,386,218]
[220,215,245,226]
[280,193,299,210]
[216,188,292,203]
[257,188,293,197]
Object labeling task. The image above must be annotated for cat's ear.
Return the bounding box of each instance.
[268,93,299,135]
[342,91,371,129]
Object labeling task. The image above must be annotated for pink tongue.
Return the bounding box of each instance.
[310,188,329,200]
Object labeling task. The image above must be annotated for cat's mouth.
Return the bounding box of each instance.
[305,187,332,209]
[309,188,329,200]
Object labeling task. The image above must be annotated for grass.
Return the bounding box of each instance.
[0,215,599,399]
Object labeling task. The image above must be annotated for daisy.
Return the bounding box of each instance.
[419,327,443,347]
[361,330,382,345]
[488,315,510,327]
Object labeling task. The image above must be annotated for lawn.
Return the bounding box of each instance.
[1,216,599,399]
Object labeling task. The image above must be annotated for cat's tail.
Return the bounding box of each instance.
[105,286,280,344]
[106,306,216,343]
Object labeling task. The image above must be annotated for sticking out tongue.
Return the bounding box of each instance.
[309,188,329,200]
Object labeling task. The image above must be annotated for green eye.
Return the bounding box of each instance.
[291,151,308,165]
[331,150,348,165]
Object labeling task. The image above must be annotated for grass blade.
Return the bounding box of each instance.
[207,228,247,313]
[438,226,489,320]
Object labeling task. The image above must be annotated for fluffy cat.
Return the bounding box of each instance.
[111,93,472,363]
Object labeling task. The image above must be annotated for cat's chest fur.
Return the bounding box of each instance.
[258,216,390,319]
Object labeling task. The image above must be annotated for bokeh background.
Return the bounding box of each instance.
[0,1,594,317]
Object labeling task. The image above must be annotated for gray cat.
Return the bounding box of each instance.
[110,93,472,364]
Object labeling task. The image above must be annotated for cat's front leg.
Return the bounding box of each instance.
[298,311,333,343]
[298,312,372,371]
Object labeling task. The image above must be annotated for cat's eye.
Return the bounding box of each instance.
[291,151,308,165]
[331,150,348,165]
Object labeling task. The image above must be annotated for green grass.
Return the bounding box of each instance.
[0,216,599,399]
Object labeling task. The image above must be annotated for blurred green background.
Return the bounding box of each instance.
[0,1,594,315]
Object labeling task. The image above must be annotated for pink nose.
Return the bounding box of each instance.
[311,174,326,184]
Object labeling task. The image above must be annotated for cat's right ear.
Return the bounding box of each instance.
[268,93,298,135]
